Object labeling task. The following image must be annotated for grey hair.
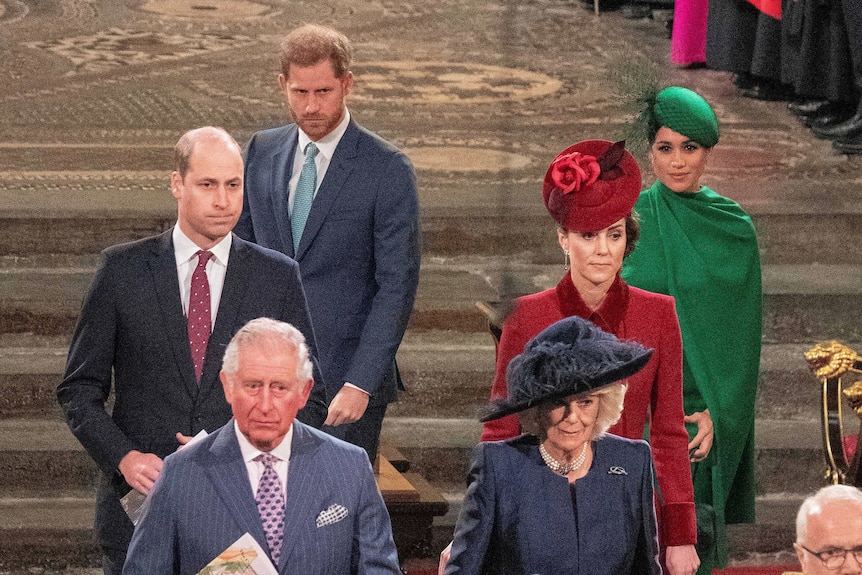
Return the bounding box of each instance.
[221,318,313,385]
[519,383,627,441]
[796,484,862,542]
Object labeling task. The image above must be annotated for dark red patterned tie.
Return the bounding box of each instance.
[187,250,213,382]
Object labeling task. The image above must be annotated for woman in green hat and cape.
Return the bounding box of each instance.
[623,86,763,575]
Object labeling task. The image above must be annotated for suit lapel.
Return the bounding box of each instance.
[204,424,270,548]
[294,122,359,260]
[270,128,300,257]
[278,423,324,569]
[148,229,198,399]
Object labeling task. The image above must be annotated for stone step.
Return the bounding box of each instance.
[2,261,862,338]
[2,177,862,265]
[381,417,845,498]
[0,332,851,421]
[0,416,849,498]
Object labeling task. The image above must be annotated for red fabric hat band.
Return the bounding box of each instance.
[542,140,642,232]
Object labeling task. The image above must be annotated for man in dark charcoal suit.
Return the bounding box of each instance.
[57,126,326,575]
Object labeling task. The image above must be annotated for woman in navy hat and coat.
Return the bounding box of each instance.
[446,316,660,575]
[480,140,699,575]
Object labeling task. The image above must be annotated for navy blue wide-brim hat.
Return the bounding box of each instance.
[480,316,654,422]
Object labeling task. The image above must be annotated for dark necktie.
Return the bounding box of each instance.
[187,250,213,382]
[291,142,319,248]
[255,452,286,563]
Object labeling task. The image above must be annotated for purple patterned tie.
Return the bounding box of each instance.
[255,453,286,563]
[187,250,213,382]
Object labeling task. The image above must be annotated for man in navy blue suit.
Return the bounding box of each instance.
[123,318,401,575]
[58,127,327,575]
[235,24,421,461]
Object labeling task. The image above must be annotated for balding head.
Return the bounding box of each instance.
[794,485,862,574]
[173,126,242,180]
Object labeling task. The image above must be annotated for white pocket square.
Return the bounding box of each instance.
[316,504,349,527]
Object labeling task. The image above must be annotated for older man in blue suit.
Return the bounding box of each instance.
[123,318,401,575]
[234,24,421,461]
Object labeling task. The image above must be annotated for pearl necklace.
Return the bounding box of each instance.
[539,441,589,476]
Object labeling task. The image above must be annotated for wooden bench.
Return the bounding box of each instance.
[375,443,449,558]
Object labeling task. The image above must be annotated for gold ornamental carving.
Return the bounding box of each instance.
[805,340,862,487]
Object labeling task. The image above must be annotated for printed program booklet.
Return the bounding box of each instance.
[195,533,278,575]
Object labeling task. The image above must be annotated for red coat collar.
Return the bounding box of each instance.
[555,273,629,334]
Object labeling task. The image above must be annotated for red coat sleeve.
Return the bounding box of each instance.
[480,309,529,442]
[644,296,697,546]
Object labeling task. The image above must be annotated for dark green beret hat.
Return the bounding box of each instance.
[653,86,720,147]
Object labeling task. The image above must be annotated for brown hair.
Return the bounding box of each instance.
[279,24,352,79]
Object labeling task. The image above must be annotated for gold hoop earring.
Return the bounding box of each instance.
[564,250,570,271]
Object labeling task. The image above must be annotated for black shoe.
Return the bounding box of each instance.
[804,104,856,129]
[738,81,793,101]
[732,72,756,90]
[811,103,862,140]
[580,0,624,10]
[788,99,832,117]
[832,133,862,155]
[621,3,652,17]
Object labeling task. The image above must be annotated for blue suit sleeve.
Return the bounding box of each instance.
[354,453,402,575]
[634,442,662,575]
[445,443,496,575]
[342,151,420,395]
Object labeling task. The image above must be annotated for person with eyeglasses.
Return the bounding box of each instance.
[793,484,862,575]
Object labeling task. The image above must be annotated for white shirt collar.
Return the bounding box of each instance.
[172,225,232,266]
[297,108,351,160]
[234,419,294,464]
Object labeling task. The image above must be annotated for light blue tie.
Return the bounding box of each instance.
[291,142,319,248]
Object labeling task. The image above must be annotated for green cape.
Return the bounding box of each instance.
[622,180,762,570]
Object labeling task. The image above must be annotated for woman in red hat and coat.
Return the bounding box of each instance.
[480,140,700,575]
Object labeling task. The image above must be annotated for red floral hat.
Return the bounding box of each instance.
[542,140,642,232]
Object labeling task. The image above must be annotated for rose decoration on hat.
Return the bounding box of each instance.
[550,152,601,194]
[542,140,641,233]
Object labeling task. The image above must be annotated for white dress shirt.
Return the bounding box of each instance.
[235,420,292,496]
[173,225,231,327]
[287,109,351,215]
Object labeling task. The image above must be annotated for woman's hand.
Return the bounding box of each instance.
[665,544,700,575]
[684,409,713,462]
[438,541,453,575]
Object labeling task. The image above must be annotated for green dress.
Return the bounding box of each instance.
[622,180,762,572]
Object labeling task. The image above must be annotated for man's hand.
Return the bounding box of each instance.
[118,450,163,495]
[684,409,714,462]
[665,544,700,575]
[176,432,193,447]
[324,386,370,426]
[438,541,453,575]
